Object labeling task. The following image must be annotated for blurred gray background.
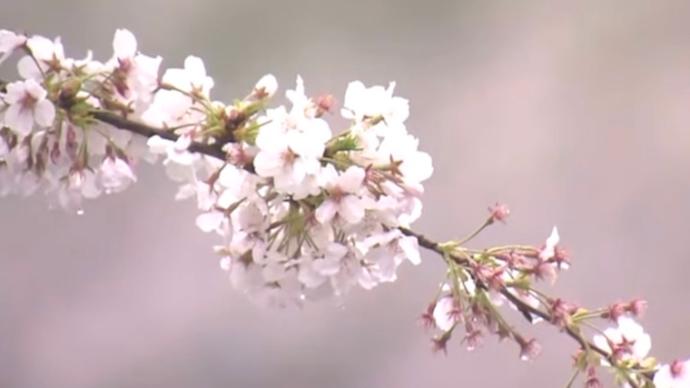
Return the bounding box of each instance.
[2,1,690,387]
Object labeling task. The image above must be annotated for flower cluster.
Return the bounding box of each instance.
[418,209,689,387]
[185,77,432,307]
[422,223,568,356]
[0,29,432,306]
[0,30,148,206]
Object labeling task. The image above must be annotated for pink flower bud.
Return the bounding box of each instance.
[604,302,627,322]
[488,202,510,223]
[627,299,647,317]
[670,359,686,378]
[253,74,278,99]
[314,94,336,117]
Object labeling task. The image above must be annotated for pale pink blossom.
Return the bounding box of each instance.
[254,103,330,195]
[162,55,214,97]
[17,35,65,79]
[0,30,26,64]
[315,165,366,224]
[99,156,137,193]
[433,296,459,332]
[539,226,560,260]
[196,211,225,233]
[2,79,55,136]
[108,29,161,108]
[341,80,409,126]
[593,317,652,363]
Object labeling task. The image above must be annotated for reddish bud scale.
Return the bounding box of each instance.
[550,298,578,329]
[463,328,483,351]
[447,300,463,324]
[585,377,603,388]
[553,247,570,268]
[419,302,436,330]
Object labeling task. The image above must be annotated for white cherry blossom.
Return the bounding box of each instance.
[593,317,651,363]
[341,80,409,127]
[0,30,26,64]
[315,165,366,224]
[539,226,560,260]
[162,55,214,97]
[17,35,65,79]
[108,29,161,109]
[254,103,330,195]
[2,79,55,136]
[99,156,137,193]
[433,296,459,332]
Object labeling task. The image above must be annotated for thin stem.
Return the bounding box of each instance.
[564,367,580,388]
[456,217,493,245]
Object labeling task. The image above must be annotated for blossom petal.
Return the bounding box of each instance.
[113,29,137,59]
[33,99,55,127]
[315,199,337,224]
[196,211,225,233]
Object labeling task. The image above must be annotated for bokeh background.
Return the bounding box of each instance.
[2,1,690,387]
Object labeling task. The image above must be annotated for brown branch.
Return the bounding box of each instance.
[90,110,227,160]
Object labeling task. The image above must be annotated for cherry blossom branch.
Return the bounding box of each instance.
[10,102,611,370]
[79,106,651,387]
[1,28,688,388]
[0,103,616,366]
[10,99,634,380]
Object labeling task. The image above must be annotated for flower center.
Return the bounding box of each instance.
[19,92,37,112]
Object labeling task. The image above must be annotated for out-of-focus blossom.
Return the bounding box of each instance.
[162,55,214,97]
[0,30,26,64]
[592,317,651,363]
[654,359,690,388]
[99,156,137,193]
[539,226,560,260]
[432,296,460,332]
[253,74,278,99]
